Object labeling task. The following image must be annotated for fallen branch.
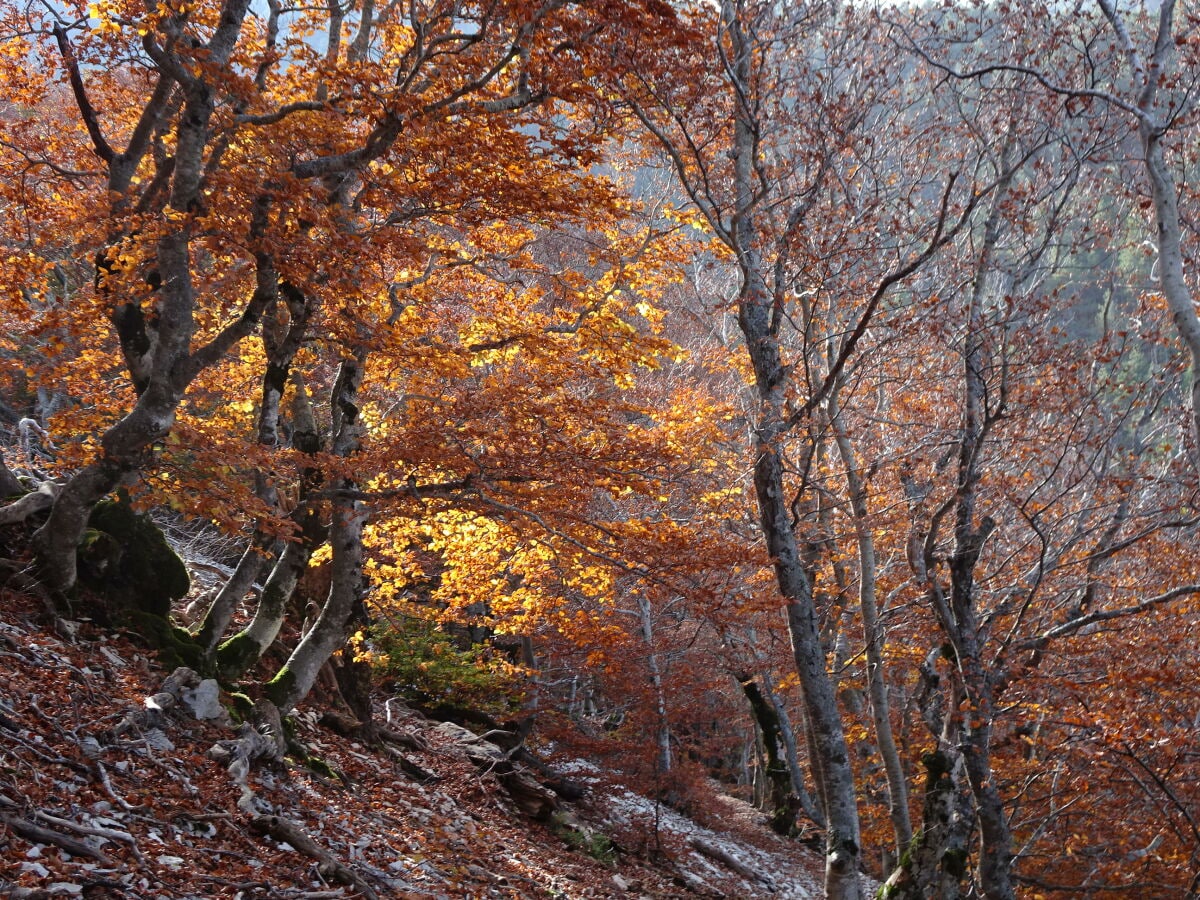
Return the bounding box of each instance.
[383,744,437,783]
[249,813,379,899]
[0,811,114,864]
[688,835,776,891]
[30,808,144,864]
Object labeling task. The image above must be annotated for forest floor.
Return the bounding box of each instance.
[0,585,828,899]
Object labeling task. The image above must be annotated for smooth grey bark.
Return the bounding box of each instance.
[216,375,325,680]
[267,353,367,714]
[828,386,913,857]
[1096,1,1200,471]
[895,154,1016,900]
[946,150,1017,900]
[718,5,862,893]
[635,593,673,774]
[197,544,270,654]
[32,0,256,600]
[742,626,825,828]
[764,667,824,828]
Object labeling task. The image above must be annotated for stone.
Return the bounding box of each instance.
[182,679,229,723]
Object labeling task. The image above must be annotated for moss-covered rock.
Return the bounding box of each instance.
[125,610,206,671]
[80,498,189,617]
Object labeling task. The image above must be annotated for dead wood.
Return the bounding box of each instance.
[249,813,379,899]
[0,811,115,864]
[383,744,438,783]
[376,724,429,752]
[688,835,776,891]
[106,666,200,741]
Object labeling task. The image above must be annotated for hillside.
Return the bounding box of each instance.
[0,586,829,899]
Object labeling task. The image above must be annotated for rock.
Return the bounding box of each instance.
[182,679,229,723]
[81,499,189,618]
[612,873,633,892]
[143,728,175,752]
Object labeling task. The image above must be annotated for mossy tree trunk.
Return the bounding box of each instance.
[214,376,325,679]
[266,353,367,715]
[740,673,800,836]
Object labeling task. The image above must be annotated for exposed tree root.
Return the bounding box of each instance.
[0,480,59,526]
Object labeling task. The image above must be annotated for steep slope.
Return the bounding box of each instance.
[0,586,827,899]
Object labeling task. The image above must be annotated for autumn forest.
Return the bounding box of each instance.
[1,0,1199,896]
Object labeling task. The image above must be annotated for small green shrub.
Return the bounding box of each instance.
[553,820,618,866]
[364,614,526,716]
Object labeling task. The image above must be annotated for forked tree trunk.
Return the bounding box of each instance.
[198,280,313,654]
[216,375,326,679]
[721,3,862,891]
[32,0,256,600]
[266,353,367,715]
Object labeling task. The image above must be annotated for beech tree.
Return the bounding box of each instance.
[619,1,1005,894]
[0,0,716,716]
[3,0,1200,894]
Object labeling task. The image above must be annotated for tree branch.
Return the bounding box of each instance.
[52,25,114,164]
[1020,583,1200,651]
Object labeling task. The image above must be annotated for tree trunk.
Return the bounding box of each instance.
[215,375,325,679]
[198,275,312,653]
[1096,0,1200,470]
[636,593,672,774]
[32,0,255,599]
[720,2,862,890]
[740,674,800,835]
[266,353,367,715]
[829,386,913,857]
[762,662,824,827]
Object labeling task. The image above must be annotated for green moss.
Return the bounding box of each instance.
[264,665,295,709]
[226,692,255,723]
[80,499,189,618]
[551,816,617,866]
[125,610,205,672]
[215,632,262,682]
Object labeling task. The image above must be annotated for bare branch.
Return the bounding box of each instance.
[52,25,114,164]
[1020,584,1200,650]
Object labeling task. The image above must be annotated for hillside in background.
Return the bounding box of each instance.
[4,0,1200,895]
[0,563,829,899]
